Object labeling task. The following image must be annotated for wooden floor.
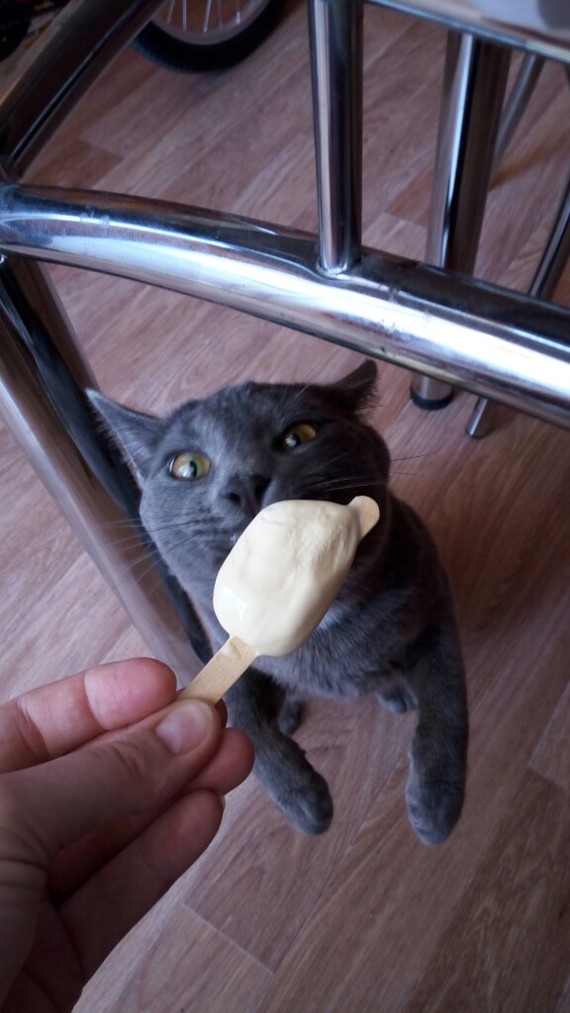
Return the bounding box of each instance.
[1,3,570,1010]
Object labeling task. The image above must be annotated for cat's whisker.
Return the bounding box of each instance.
[89,529,164,553]
[391,470,427,477]
[29,519,151,551]
[137,519,219,541]
[103,557,177,606]
[391,451,441,463]
[96,516,146,529]
[125,556,167,587]
[115,542,165,575]
[299,474,382,497]
[97,528,150,546]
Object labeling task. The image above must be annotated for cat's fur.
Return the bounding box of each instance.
[90,361,468,844]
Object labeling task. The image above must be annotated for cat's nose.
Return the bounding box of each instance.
[222,474,270,518]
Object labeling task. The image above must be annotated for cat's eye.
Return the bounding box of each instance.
[280,423,318,450]
[168,452,211,481]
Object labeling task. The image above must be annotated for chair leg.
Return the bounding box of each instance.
[467,173,570,437]
[491,54,545,176]
[0,256,208,679]
[308,0,363,274]
[465,396,496,438]
[410,32,510,410]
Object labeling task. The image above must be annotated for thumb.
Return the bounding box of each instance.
[0,700,221,864]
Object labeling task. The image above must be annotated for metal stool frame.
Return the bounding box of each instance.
[0,0,569,677]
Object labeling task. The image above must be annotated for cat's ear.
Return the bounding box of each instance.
[87,390,164,485]
[329,359,378,415]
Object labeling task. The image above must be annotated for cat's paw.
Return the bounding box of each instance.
[281,768,334,835]
[278,698,306,735]
[260,763,333,835]
[404,767,464,845]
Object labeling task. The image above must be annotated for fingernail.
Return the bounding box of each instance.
[155,701,214,755]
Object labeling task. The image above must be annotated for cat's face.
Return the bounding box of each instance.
[90,361,390,599]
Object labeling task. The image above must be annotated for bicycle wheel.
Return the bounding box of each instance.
[0,3,32,61]
[133,0,287,73]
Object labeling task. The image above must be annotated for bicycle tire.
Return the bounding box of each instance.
[0,6,31,61]
[133,0,287,73]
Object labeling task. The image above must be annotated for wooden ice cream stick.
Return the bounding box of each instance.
[180,637,258,703]
[179,496,380,704]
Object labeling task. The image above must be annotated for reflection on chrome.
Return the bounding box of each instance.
[373,0,570,64]
[1,183,569,428]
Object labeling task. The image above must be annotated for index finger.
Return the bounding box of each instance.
[0,658,177,773]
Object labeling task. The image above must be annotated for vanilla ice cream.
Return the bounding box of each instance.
[213,496,380,656]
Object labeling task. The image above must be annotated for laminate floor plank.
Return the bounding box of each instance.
[75,900,273,1012]
[405,771,570,1013]
[531,681,570,792]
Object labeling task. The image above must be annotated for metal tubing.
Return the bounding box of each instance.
[467,174,570,436]
[0,255,208,677]
[366,0,570,65]
[0,0,165,174]
[411,32,511,407]
[531,176,570,299]
[465,395,496,438]
[410,374,454,411]
[308,0,363,274]
[427,34,511,272]
[492,54,545,174]
[1,183,569,428]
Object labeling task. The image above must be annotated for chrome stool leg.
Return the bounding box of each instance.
[467,174,570,437]
[411,32,510,410]
[492,54,545,175]
[0,257,207,679]
[465,395,497,439]
[308,0,363,274]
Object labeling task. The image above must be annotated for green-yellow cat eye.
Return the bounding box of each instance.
[168,452,211,481]
[280,422,318,450]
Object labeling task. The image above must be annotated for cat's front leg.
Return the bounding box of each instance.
[226,669,333,835]
[277,697,306,734]
[404,619,468,845]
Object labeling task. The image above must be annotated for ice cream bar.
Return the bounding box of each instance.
[180,496,380,702]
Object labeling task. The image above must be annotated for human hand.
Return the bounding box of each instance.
[0,658,253,1012]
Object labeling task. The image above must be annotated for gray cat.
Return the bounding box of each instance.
[90,360,468,845]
